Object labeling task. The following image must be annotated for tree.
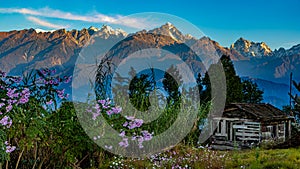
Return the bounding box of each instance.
[128,67,156,111]
[290,80,300,122]
[241,79,264,103]
[200,55,264,105]
[162,65,182,108]
[201,55,243,104]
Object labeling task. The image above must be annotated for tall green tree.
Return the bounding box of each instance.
[290,80,300,122]
[162,65,182,108]
[200,55,263,105]
[242,79,264,103]
[201,55,243,104]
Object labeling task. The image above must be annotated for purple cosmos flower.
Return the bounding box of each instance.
[6,104,12,113]
[122,121,128,127]
[138,143,144,149]
[112,106,122,114]
[57,89,65,99]
[137,136,144,143]
[94,104,101,113]
[6,88,18,98]
[64,76,72,83]
[106,110,114,116]
[119,131,125,137]
[40,69,47,75]
[6,145,16,153]
[0,70,6,77]
[92,112,100,120]
[0,103,5,108]
[8,99,18,104]
[11,76,22,83]
[0,116,12,128]
[19,97,29,104]
[49,79,54,85]
[57,89,65,95]
[51,69,56,75]
[98,99,106,105]
[22,88,30,94]
[142,130,153,141]
[119,138,129,148]
[133,119,143,128]
[46,100,53,105]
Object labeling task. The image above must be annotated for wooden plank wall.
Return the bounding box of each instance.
[233,121,261,142]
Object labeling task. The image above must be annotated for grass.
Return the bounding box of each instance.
[92,145,300,169]
[226,147,300,169]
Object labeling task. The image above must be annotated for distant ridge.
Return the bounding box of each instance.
[0,23,300,108]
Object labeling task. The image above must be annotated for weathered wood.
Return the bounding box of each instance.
[221,120,226,135]
[288,120,291,138]
[233,125,247,129]
[244,121,260,125]
[215,133,227,137]
[236,132,260,137]
[236,128,260,131]
[237,137,260,141]
[229,122,233,141]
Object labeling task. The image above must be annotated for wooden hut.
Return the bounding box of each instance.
[210,103,293,150]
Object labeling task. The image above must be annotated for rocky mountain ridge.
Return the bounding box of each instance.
[0,23,300,108]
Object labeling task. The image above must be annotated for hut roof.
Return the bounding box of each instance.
[222,103,292,121]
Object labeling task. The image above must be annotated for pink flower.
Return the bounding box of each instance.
[92,112,100,120]
[142,130,153,141]
[46,99,53,105]
[119,131,125,137]
[51,69,56,75]
[119,138,129,148]
[0,116,12,128]
[106,110,114,116]
[122,121,128,127]
[6,104,12,112]
[64,76,72,83]
[6,145,16,153]
[112,106,122,114]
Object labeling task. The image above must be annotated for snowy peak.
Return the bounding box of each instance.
[88,26,99,32]
[274,44,300,58]
[230,38,272,58]
[34,28,55,33]
[91,25,128,39]
[149,22,187,42]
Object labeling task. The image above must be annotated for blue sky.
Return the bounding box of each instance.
[0,0,299,49]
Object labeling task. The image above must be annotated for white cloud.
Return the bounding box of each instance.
[0,7,152,29]
[27,16,67,29]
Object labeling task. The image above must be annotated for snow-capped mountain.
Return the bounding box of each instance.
[34,28,56,33]
[89,25,128,39]
[230,37,273,58]
[274,44,300,58]
[149,22,194,42]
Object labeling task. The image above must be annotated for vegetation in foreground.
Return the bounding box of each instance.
[100,145,300,169]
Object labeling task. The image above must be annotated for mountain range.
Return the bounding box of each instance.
[0,23,299,108]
